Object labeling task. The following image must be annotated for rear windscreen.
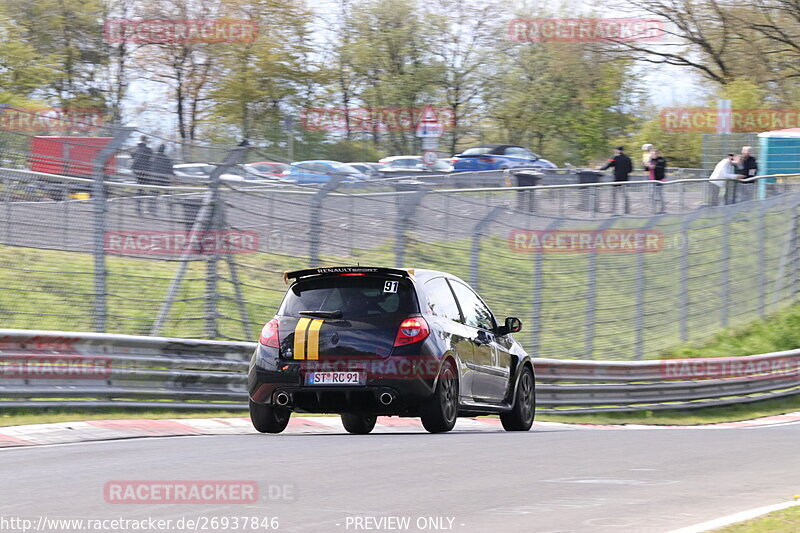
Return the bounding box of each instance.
[279,276,417,318]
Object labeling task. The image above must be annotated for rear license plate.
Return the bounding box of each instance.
[305,371,365,386]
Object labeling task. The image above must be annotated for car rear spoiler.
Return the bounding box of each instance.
[283,266,415,284]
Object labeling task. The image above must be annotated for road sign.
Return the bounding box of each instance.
[416,105,443,138]
[422,150,438,166]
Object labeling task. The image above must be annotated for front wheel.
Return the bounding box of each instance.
[501,366,535,431]
[341,414,377,434]
[249,399,291,434]
[420,360,458,433]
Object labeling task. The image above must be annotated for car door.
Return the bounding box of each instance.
[422,277,477,400]
[448,280,509,402]
[503,146,532,168]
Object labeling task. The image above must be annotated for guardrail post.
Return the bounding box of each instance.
[394,189,428,268]
[91,126,133,332]
[470,206,504,291]
[584,217,618,359]
[634,218,658,360]
[308,175,343,267]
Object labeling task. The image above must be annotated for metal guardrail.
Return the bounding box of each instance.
[1,329,797,415]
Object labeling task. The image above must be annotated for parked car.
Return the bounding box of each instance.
[348,162,387,180]
[248,266,534,434]
[282,160,368,184]
[244,161,289,179]
[451,144,556,172]
[378,156,453,175]
[172,163,267,185]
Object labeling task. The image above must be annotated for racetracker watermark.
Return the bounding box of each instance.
[103,481,292,504]
[508,229,664,253]
[104,230,259,255]
[661,108,800,132]
[300,107,455,132]
[508,18,668,42]
[103,19,258,44]
[0,355,111,379]
[661,357,800,380]
[0,107,103,132]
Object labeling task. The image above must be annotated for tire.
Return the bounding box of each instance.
[341,414,377,434]
[501,366,535,431]
[249,399,290,434]
[420,360,458,433]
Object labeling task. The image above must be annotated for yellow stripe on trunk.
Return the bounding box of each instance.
[306,319,324,360]
[293,318,312,359]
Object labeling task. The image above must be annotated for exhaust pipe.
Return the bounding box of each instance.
[379,392,394,406]
[275,392,290,407]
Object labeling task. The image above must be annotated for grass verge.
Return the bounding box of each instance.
[711,503,800,533]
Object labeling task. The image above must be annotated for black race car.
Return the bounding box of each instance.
[247,266,535,434]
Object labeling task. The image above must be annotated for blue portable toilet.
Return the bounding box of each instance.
[757,128,800,198]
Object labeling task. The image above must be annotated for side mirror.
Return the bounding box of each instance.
[497,317,522,336]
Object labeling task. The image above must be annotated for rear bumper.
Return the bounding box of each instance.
[248,345,441,414]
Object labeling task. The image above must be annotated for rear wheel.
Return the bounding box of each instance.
[420,360,458,433]
[341,414,377,434]
[501,366,535,431]
[249,399,291,434]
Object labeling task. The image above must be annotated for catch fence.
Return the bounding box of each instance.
[1,115,799,360]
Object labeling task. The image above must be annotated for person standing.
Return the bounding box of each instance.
[641,143,654,170]
[149,144,175,216]
[739,146,758,201]
[131,136,153,216]
[599,146,633,214]
[708,153,739,206]
[647,149,667,213]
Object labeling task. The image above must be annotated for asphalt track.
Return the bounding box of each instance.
[0,420,798,533]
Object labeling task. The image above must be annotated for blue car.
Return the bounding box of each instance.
[451,144,556,172]
[282,160,368,184]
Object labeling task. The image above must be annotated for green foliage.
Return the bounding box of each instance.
[623,117,703,168]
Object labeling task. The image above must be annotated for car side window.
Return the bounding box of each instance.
[505,147,526,156]
[424,278,461,322]
[449,281,495,331]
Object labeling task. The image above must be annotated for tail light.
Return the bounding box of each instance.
[394,317,430,346]
[478,157,496,163]
[259,318,280,348]
[450,158,458,164]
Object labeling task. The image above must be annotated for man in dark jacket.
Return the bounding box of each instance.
[599,146,633,214]
[131,136,153,216]
[150,144,175,186]
[739,146,758,202]
[647,150,667,213]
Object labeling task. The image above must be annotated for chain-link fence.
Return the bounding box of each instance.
[1,111,799,360]
[702,133,760,169]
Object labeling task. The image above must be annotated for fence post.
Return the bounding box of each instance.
[394,189,428,268]
[470,206,504,290]
[720,211,731,327]
[757,203,767,317]
[205,167,222,338]
[679,216,691,342]
[91,126,133,332]
[150,145,248,337]
[584,217,618,359]
[531,219,564,357]
[634,218,659,360]
[308,175,343,267]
